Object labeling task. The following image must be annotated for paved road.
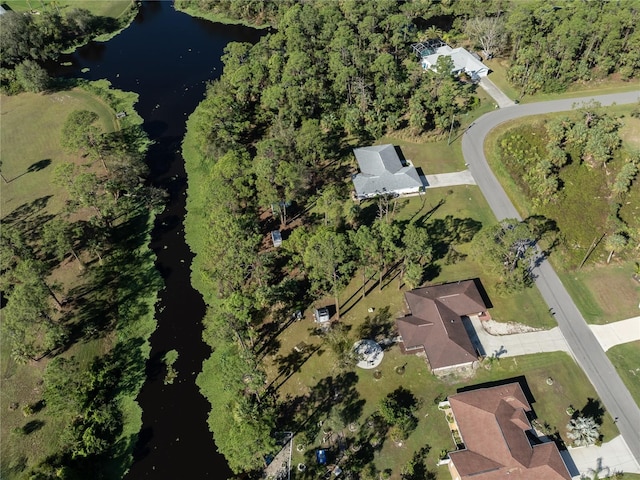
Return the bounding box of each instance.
[461,91,640,465]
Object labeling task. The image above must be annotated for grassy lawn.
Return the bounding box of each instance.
[5,0,132,18]
[265,157,567,479]
[1,90,117,216]
[607,341,640,408]
[484,105,640,324]
[559,263,640,324]
[484,57,640,104]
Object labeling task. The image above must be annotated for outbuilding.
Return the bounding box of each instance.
[271,230,282,248]
[314,307,330,324]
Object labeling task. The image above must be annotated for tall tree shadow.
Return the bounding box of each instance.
[356,306,394,343]
[4,159,52,183]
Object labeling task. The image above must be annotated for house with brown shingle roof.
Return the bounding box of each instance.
[396,280,487,374]
[447,383,571,480]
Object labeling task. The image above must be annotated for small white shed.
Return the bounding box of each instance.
[271,230,282,248]
[314,307,330,324]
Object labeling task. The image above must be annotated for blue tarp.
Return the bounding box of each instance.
[316,449,327,465]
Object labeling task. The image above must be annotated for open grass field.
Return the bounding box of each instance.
[1,90,117,216]
[484,105,640,324]
[4,0,132,19]
[484,58,640,104]
[607,341,640,409]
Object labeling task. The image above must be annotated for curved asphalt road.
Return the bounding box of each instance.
[462,91,640,464]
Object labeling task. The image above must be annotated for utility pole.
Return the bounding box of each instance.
[448,111,455,145]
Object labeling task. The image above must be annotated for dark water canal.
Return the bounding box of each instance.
[56,2,264,478]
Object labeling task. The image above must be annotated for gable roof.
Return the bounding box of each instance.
[397,280,485,370]
[352,145,424,198]
[448,383,571,480]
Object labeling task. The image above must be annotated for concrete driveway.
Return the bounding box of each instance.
[464,316,571,358]
[463,315,640,478]
[423,170,476,188]
[562,436,640,479]
[478,76,516,108]
[590,317,640,352]
[465,316,640,359]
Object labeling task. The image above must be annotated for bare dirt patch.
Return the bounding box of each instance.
[480,318,543,335]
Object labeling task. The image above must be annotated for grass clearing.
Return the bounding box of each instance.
[607,341,640,411]
[559,263,640,324]
[5,0,132,18]
[1,90,117,216]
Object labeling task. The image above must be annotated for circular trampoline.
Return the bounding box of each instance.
[353,339,384,369]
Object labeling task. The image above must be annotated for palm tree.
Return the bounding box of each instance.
[605,233,627,264]
[567,416,600,447]
[424,26,443,41]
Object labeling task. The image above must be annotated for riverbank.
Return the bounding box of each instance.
[173,0,273,29]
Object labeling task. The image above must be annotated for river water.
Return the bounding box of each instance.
[56,2,264,478]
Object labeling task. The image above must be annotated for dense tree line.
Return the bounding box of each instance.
[0,6,131,94]
[179,0,639,96]
[505,0,640,94]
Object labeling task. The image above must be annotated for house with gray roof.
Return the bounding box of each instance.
[351,144,424,200]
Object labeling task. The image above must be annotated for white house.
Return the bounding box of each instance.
[414,41,489,81]
[351,144,424,200]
